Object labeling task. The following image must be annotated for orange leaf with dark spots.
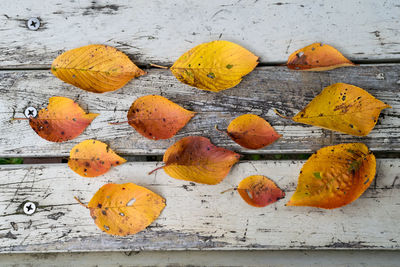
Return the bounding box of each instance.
[292,83,391,136]
[287,143,376,209]
[68,140,126,177]
[127,95,195,140]
[238,175,285,207]
[29,96,98,142]
[287,43,354,71]
[227,114,281,149]
[88,183,165,236]
[150,136,240,185]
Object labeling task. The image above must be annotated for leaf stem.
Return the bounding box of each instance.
[273,109,291,119]
[150,63,169,69]
[148,165,165,175]
[220,187,237,194]
[74,196,88,209]
[109,120,129,125]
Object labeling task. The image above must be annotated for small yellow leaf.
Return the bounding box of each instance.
[287,143,376,209]
[68,140,126,177]
[88,183,165,236]
[287,43,354,71]
[51,44,146,93]
[171,40,258,92]
[292,83,391,136]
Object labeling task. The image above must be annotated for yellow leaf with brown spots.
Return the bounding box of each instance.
[51,44,146,93]
[171,40,258,92]
[287,143,376,209]
[88,183,165,236]
[287,43,354,71]
[28,96,98,142]
[292,83,391,136]
[127,95,195,140]
[68,140,126,177]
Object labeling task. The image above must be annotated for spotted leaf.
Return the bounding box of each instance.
[127,95,195,140]
[238,175,285,207]
[68,140,126,177]
[171,40,258,92]
[292,83,391,136]
[287,143,376,209]
[28,96,98,142]
[287,43,354,71]
[88,183,165,236]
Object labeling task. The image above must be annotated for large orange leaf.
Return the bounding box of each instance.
[287,43,354,71]
[227,114,281,149]
[287,143,376,209]
[51,44,146,93]
[150,136,240,185]
[171,40,258,92]
[29,96,98,142]
[127,95,195,140]
[88,183,165,236]
[238,175,285,207]
[69,140,126,177]
[292,83,391,136]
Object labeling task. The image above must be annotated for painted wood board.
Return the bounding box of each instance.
[0,159,399,252]
[1,0,400,68]
[0,65,398,157]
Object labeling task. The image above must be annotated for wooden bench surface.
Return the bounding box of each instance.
[0,0,399,254]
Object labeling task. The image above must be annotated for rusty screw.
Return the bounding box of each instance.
[24,107,37,118]
[23,201,36,215]
[27,18,40,31]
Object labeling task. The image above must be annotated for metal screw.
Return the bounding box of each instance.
[23,202,36,215]
[24,107,37,118]
[27,18,40,31]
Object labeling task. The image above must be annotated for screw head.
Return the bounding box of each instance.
[24,107,38,118]
[23,202,36,215]
[27,17,40,31]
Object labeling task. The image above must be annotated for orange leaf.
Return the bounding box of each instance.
[51,44,146,93]
[68,140,126,177]
[29,96,98,142]
[88,183,165,236]
[151,136,240,185]
[287,43,354,71]
[238,175,285,207]
[127,95,195,140]
[287,143,376,209]
[292,83,391,136]
[227,114,281,149]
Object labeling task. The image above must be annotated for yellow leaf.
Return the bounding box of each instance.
[88,183,165,236]
[68,140,126,177]
[287,43,354,71]
[51,44,146,93]
[287,143,376,209]
[171,40,258,92]
[292,83,391,136]
[150,136,240,185]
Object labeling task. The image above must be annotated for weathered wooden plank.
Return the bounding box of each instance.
[1,0,400,68]
[0,159,399,252]
[2,250,400,266]
[0,64,399,157]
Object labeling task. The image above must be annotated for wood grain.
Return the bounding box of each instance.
[0,159,399,252]
[1,0,400,68]
[1,64,399,157]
